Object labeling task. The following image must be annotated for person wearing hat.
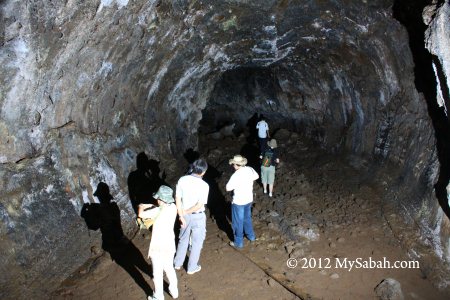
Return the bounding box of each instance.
[91,182,128,252]
[139,185,178,300]
[225,155,259,248]
[260,139,280,197]
[173,159,209,275]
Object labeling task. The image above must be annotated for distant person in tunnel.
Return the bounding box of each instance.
[89,182,153,296]
[139,185,179,300]
[173,159,209,275]
[256,115,270,155]
[260,139,280,197]
[226,155,259,248]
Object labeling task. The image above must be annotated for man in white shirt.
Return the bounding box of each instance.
[173,159,209,275]
[256,115,269,155]
[138,185,178,300]
[225,155,259,248]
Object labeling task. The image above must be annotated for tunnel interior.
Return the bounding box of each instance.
[0,0,449,299]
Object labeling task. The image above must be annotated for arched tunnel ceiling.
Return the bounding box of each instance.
[0,0,449,298]
[1,0,414,162]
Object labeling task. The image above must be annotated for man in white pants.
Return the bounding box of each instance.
[174,159,209,275]
[139,185,178,300]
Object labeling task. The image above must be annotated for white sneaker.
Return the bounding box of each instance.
[174,265,181,270]
[187,265,201,275]
[269,193,272,197]
[263,190,267,194]
[169,288,179,299]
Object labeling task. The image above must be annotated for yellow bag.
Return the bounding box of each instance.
[136,206,162,230]
[136,217,156,230]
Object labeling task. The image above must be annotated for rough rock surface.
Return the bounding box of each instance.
[374,278,404,300]
[0,0,449,298]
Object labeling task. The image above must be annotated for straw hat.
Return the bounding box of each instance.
[228,155,248,166]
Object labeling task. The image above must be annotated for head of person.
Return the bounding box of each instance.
[153,185,175,206]
[228,155,247,170]
[94,182,113,204]
[260,114,265,121]
[190,158,208,176]
[267,139,277,149]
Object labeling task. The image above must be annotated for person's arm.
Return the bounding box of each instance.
[137,204,154,218]
[175,195,187,228]
[183,202,204,214]
[252,167,259,181]
[226,177,234,192]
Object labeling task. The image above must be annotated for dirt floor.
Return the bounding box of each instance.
[53,130,450,300]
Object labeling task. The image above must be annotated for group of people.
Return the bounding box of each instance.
[97,116,279,300]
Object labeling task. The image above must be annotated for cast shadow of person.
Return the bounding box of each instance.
[203,164,234,241]
[246,112,259,144]
[240,142,261,177]
[128,152,167,214]
[81,182,153,297]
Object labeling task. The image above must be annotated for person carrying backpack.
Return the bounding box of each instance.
[260,139,280,197]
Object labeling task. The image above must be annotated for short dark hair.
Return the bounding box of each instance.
[190,158,208,175]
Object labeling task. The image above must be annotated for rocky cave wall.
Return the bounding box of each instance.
[0,0,449,298]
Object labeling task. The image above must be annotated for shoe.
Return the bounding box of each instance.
[229,241,243,249]
[174,265,181,270]
[263,190,267,194]
[269,193,272,197]
[187,265,201,275]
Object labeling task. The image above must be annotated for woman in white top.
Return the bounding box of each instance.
[139,185,178,300]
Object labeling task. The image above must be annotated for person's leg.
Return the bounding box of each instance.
[259,137,267,155]
[268,166,275,197]
[231,204,244,247]
[261,166,268,193]
[151,255,164,300]
[187,213,206,272]
[243,203,255,241]
[163,254,178,298]
[173,215,192,269]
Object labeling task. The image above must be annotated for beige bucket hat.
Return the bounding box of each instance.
[267,139,277,148]
[229,155,248,166]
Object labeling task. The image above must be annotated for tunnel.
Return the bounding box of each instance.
[0,0,449,299]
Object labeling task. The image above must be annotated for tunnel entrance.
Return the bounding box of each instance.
[200,66,286,136]
[193,57,450,297]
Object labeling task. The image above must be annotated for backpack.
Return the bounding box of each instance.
[262,150,274,167]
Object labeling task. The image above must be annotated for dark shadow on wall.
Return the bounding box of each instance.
[203,164,233,241]
[246,112,260,144]
[81,182,153,297]
[393,0,450,218]
[128,152,167,214]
